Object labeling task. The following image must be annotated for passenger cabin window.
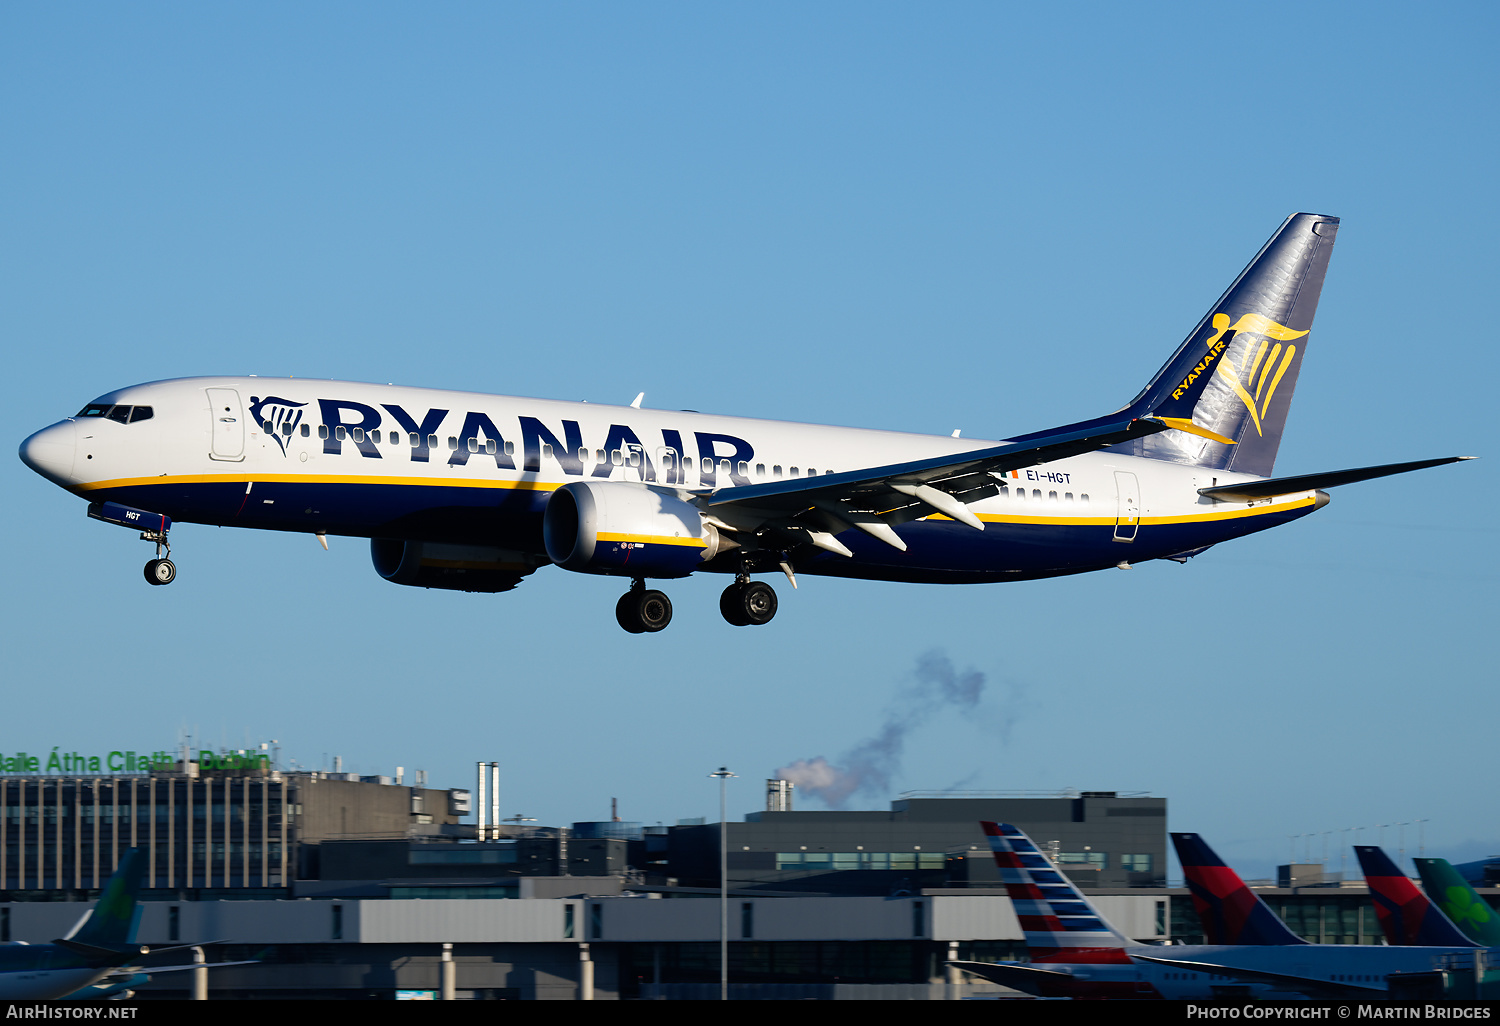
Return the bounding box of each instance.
[335,426,347,441]
[485,439,498,455]
[789,467,800,477]
[300,424,310,437]
[756,464,766,477]
[319,425,330,440]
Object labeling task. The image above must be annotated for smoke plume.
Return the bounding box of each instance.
[774,650,985,808]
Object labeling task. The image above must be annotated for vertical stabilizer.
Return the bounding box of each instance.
[1356,846,1477,947]
[1123,213,1340,476]
[1413,858,1500,946]
[1171,833,1308,945]
[63,849,145,954]
[981,822,1134,961]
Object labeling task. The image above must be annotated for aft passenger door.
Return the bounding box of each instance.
[206,388,245,462]
[1113,470,1140,542]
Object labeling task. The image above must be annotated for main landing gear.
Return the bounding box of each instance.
[616,580,673,634]
[720,578,777,627]
[612,575,780,632]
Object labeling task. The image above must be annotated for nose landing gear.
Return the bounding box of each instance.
[616,579,673,633]
[720,578,777,626]
[142,527,175,586]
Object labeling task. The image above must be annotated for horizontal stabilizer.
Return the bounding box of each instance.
[947,960,1073,992]
[1197,456,1474,502]
[1131,954,1384,999]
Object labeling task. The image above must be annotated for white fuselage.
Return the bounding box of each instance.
[21,376,1321,584]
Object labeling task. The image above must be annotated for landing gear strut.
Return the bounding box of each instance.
[142,528,175,586]
[720,578,777,627]
[616,579,673,633]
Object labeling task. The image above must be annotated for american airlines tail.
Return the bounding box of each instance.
[1171,832,1308,946]
[980,821,1134,961]
[1355,846,1477,947]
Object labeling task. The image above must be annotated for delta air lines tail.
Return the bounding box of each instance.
[19,213,1472,631]
[1355,846,1477,948]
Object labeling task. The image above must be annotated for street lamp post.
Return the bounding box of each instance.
[709,766,736,1001]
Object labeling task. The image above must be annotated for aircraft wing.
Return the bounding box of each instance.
[1131,953,1386,1000]
[701,416,1209,552]
[1197,456,1475,503]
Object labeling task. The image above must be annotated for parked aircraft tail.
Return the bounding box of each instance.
[980,821,1134,961]
[1413,857,1500,946]
[1355,846,1477,947]
[57,849,145,958]
[1171,832,1307,945]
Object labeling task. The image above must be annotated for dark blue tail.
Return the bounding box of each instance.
[1173,832,1308,945]
[1357,846,1477,947]
[1013,213,1339,477]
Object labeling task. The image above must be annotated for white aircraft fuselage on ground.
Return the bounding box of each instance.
[17,214,1468,631]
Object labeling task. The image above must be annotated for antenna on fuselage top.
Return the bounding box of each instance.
[630,393,644,408]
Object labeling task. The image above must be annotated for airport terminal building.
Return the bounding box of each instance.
[0,758,1483,999]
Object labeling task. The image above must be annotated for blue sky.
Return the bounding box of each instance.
[3,2,1496,882]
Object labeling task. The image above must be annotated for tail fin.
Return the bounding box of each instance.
[59,849,145,956]
[1413,858,1500,946]
[1171,833,1307,945]
[1122,212,1340,476]
[980,821,1134,962]
[1356,846,1477,947]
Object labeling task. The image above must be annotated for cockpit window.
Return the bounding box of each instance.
[75,403,153,423]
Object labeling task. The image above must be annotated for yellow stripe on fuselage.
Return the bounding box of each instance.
[75,472,1316,528]
[73,473,561,493]
[926,493,1318,527]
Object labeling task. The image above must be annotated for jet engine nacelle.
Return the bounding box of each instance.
[370,539,534,593]
[543,481,732,577]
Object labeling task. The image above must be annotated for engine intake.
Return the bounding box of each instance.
[543,481,731,577]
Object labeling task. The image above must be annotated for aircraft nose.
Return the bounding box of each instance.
[19,421,78,486]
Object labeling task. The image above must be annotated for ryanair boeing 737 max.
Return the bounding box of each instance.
[18,213,1471,631]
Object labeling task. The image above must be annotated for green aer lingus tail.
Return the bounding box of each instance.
[1414,858,1500,947]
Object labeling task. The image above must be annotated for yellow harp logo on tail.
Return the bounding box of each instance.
[1208,313,1308,436]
